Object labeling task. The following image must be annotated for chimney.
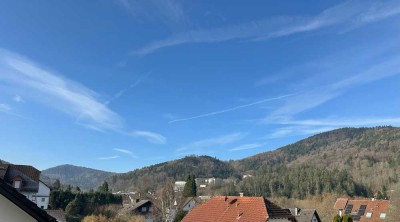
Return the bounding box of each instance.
[339,209,342,217]
[225,196,228,202]
[295,207,301,216]
[239,193,244,197]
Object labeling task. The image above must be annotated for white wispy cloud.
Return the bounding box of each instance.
[280,117,400,128]
[98,155,120,160]
[261,51,400,123]
[113,148,137,158]
[130,130,167,144]
[176,132,247,155]
[266,126,337,139]
[0,49,123,131]
[105,72,151,105]
[133,0,400,55]
[266,117,400,139]
[169,93,296,124]
[229,143,264,152]
[0,49,167,144]
[0,103,11,113]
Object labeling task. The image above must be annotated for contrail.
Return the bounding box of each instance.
[168,93,297,124]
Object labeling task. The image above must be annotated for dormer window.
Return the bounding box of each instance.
[13,180,21,189]
[12,175,23,189]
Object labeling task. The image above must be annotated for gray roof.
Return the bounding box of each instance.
[290,208,321,222]
[2,165,39,192]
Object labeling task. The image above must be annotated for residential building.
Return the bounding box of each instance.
[182,196,297,222]
[0,164,50,209]
[334,198,389,221]
[289,208,321,222]
[0,178,56,222]
[174,181,186,192]
[179,197,197,212]
[45,210,66,222]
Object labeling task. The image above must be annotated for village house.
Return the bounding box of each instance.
[179,197,197,212]
[0,178,56,222]
[45,209,66,222]
[334,198,389,221]
[0,164,50,209]
[289,208,321,222]
[174,181,186,192]
[182,195,297,222]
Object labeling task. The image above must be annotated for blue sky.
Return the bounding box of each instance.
[0,0,400,173]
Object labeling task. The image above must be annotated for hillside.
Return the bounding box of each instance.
[108,126,400,198]
[234,126,400,193]
[41,164,115,191]
[235,126,400,171]
[109,155,237,192]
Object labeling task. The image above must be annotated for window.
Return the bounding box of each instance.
[42,198,46,202]
[14,180,21,189]
[380,213,386,219]
[366,212,372,218]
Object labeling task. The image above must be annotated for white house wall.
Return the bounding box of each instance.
[20,182,50,209]
[183,199,196,211]
[36,181,50,209]
[0,194,37,222]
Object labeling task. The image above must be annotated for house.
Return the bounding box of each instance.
[334,198,389,221]
[0,164,50,209]
[174,181,186,192]
[289,208,321,222]
[182,196,297,222]
[0,178,56,222]
[179,197,197,212]
[242,174,253,179]
[131,199,153,214]
[205,178,216,184]
[45,210,66,222]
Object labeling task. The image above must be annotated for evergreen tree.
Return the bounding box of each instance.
[332,214,342,222]
[53,179,61,190]
[183,175,197,197]
[342,214,353,222]
[97,181,109,193]
[191,175,197,197]
[332,214,341,222]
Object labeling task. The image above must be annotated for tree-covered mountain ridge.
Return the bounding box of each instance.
[41,164,115,191]
[42,126,400,195]
[109,126,400,195]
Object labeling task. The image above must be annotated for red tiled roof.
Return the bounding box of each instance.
[182,196,296,222]
[347,199,389,222]
[0,164,41,182]
[334,198,348,209]
[334,198,389,222]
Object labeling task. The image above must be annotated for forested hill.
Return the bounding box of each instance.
[232,126,400,197]
[234,126,400,172]
[109,126,400,197]
[109,155,237,192]
[41,164,115,191]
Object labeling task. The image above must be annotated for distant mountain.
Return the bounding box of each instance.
[109,155,237,192]
[0,159,9,164]
[41,164,115,191]
[109,126,400,196]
